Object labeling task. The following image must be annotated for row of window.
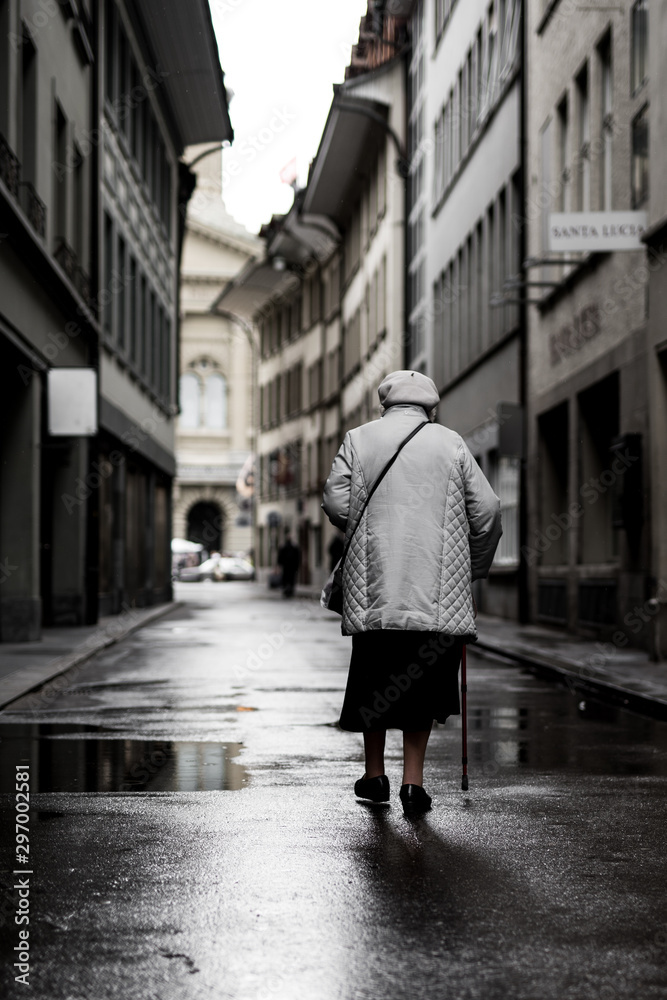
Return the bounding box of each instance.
[260,363,304,430]
[103,212,172,402]
[104,0,172,235]
[259,340,354,434]
[259,250,387,393]
[342,256,388,380]
[435,0,459,45]
[407,1,427,338]
[433,0,520,208]
[0,7,91,293]
[258,256,347,362]
[257,433,348,504]
[307,359,324,409]
[543,15,648,229]
[430,176,521,386]
[259,274,321,359]
[343,147,388,284]
[179,370,228,430]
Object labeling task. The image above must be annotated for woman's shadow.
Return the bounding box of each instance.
[342,798,520,996]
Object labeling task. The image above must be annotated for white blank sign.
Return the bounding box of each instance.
[48,368,98,436]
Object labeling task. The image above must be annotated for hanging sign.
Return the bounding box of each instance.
[48,368,97,436]
[548,211,647,252]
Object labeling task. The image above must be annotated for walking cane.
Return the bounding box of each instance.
[461,643,468,791]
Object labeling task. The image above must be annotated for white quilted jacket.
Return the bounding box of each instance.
[322,404,502,638]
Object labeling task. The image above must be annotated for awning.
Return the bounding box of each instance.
[134,0,233,147]
[268,203,339,267]
[212,258,302,324]
[301,95,390,224]
[213,200,339,323]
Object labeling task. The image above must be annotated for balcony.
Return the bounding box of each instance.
[0,132,46,241]
[0,132,20,198]
[0,131,95,323]
[54,237,77,283]
[19,181,46,238]
[54,237,92,306]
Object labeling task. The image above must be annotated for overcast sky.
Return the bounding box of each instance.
[210,0,368,234]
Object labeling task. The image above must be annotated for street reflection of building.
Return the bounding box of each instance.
[174,145,261,556]
[0,729,247,792]
[215,3,410,589]
[406,0,524,621]
[523,0,653,647]
[0,1,232,639]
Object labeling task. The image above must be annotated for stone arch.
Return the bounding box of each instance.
[173,486,237,553]
[187,501,223,552]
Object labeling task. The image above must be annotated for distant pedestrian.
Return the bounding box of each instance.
[328,531,345,573]
[277,531,301,597]
[322,370,502,814]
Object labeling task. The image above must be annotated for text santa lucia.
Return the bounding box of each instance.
[551,222,646,240]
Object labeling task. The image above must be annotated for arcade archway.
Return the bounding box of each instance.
[186,501,223,553]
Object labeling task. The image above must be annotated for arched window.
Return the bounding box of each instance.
[179,372,200,428]
[205,372,228,429]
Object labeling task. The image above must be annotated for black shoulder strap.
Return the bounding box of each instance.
[339,420,429,569]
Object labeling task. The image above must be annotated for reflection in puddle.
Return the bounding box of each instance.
[441,691,667,777]
[0,724,247,792]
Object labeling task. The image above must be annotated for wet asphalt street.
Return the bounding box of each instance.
[1,582,667,1000]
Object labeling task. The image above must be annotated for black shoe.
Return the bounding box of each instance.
[399,784,432,814]
[354,774,390,802]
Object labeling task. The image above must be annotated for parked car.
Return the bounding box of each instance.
[197,556,225,581]
[216,557,255,581]
[175,554,255,583]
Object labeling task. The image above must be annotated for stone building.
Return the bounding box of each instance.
[216,2,410,591]
[174,144,261,556]
[405,0,524,620]
[640,0,666,658]
[0,0,232,638]
[524,0,652,645]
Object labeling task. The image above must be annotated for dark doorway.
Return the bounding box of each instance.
[187,502,223,553]
[538,400,569,566]
[578,372,620,565]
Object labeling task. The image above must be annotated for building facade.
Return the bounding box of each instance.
[524,0,652,645]
[174,144,261,557]
[0,0,232,639]
[638,0,665,659]
[217,3,410,591]
[406,0,524,619]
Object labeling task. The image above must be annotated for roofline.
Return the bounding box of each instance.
[187,217,262,255]
[339,50,406,92]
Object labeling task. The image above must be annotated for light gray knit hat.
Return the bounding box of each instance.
[378,370,440,411]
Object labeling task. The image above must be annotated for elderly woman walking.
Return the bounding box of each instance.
[322,370,502,814]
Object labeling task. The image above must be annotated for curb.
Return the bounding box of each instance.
[0,601,183,712]
[475,639,667,722]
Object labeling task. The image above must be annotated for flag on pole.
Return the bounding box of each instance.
[279,158,298,187]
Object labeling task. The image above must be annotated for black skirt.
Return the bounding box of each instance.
[339,630,464,732]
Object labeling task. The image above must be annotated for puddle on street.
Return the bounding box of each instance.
[0,724,247,792]
[444,675,667,777]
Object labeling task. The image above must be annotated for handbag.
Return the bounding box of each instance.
[321,420,429,615]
